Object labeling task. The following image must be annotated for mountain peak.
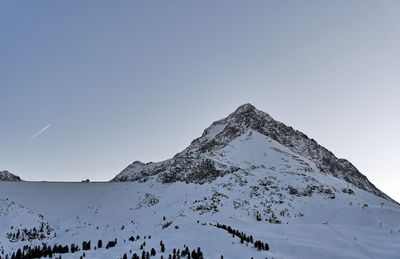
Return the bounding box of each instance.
[229,103,268,120]
[0,170,22,182]
[233,103,256,113]
[226,103,273,127]
[112,105,395,203]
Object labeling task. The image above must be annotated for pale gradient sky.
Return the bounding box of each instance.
[1,1,399,202]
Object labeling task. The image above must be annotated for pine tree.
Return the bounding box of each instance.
[15,249,21,259]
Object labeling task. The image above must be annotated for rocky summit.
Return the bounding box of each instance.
[0,170,21,181]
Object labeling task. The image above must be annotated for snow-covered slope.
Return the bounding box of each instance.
[0,170,21,181]
[0,173,399,258]
[0,104,399,259]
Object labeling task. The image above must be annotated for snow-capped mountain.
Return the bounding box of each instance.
[113,103,393,203]
[0,104,399,259]
[0,170,21,181]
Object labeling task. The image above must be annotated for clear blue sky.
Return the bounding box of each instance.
[1,1,399,201]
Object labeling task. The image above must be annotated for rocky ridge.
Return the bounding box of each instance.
[0,170,22,181]
[112,103,394,203]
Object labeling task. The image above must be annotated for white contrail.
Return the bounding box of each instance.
[29,123,52,142]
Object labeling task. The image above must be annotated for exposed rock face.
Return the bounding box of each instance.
[112,103,393,202]
[0,170,22,181]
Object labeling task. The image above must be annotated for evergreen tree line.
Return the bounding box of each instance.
[2,234,206,259]
[3,243,67,259]
[122,243,203,259]
[3,238,97,259]
[6,222,54,242]
[214,223,269,252]
[215,223,254,243]
[164,245,203,259]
